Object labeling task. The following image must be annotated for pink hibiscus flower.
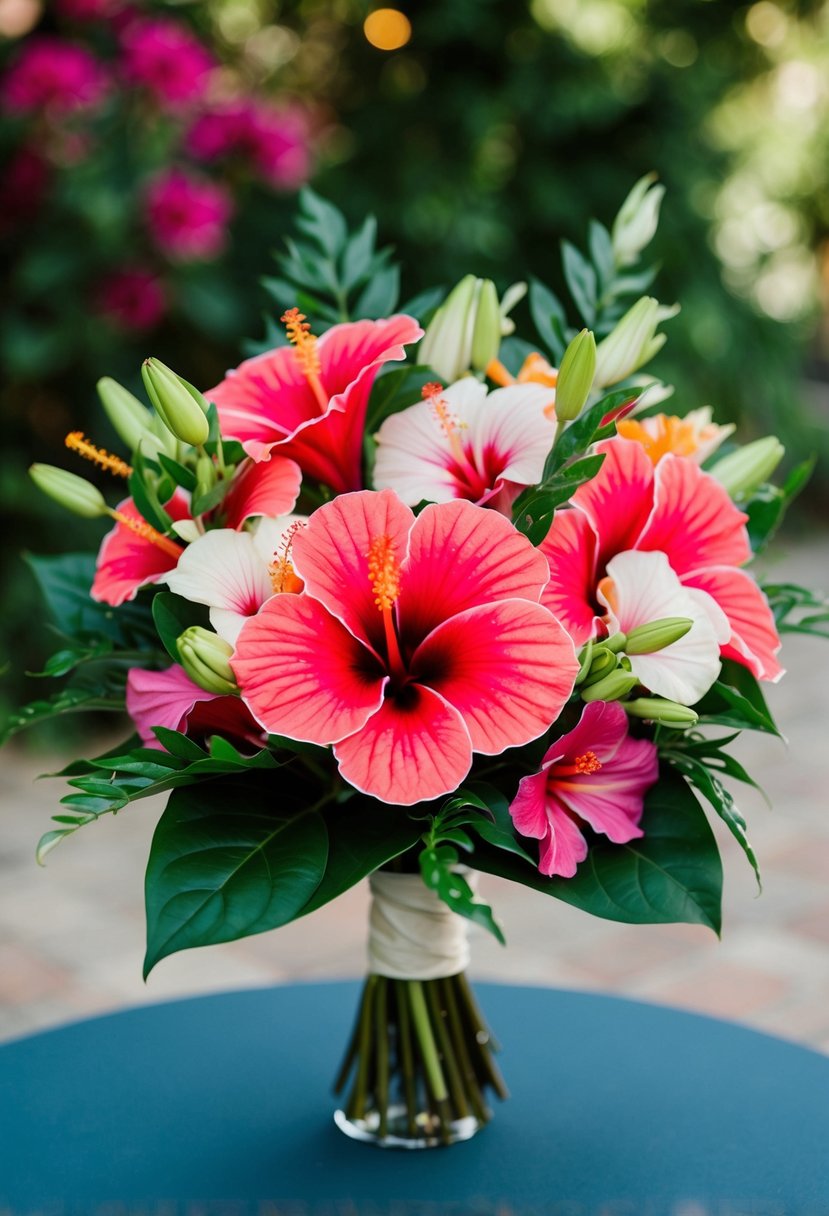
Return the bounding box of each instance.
[373,379,557,515]
[1,38,109,115]
[509,700,659,878]
[232,489,579,805]
[208,311,423,494]
[126,665,265,752]
[243,100,311,189]
[540,437,783,682]
[144,168,234,263]
[92,457,302,606]
[120,18,214,110]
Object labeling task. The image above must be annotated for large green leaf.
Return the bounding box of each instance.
[25,552,154,646]
[144,778,329,976]
[470,768,722,933]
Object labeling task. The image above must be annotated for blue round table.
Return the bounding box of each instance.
[3,981,828,1213]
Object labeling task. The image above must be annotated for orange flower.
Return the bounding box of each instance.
[616,408,733,465]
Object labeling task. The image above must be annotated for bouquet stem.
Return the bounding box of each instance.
[334,971,507,1148]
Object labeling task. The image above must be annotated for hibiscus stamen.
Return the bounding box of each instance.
[65,432,132,479]
[555,751,603,779]
[108,510,183,559]
[422,382,474,471]
[367,534,406,680]
[269,520,306,594]
[281,307,328,414]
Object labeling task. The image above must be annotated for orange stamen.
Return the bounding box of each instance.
[367,534,406,680]
[281,307,328,414]
[66,432,132,478]
[574,751,602,775]
[422,382,471,467]
[268,521,306,594]
[109,510,182,560]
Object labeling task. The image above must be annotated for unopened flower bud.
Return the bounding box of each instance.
[612,173,665,269]
[96,377,154,452]
[581,670,640,703]
[195,453,216,499]
[580,647,617,687]
[177,627,238,696]
[470,279,501,373]
[708,437,785,500]
[29,464,108,518]
[594,297,679,389]
[624,617,693,655]
[142,358,210,448]
[554,328,596,422]
[625,698,699,726]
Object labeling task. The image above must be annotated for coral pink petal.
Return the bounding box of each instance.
[509,770,551,842]
[291,489,414,654]
[220,456,302,528]
[124,664,263,751]
[333,684,472,806]
[637,454,751,575]
[543,699,629,768]
[208,344,314,451]
[231,594,385,744]
[553,735,656,844]
[682,566,784,682]
[413,600,578,754]
[571,438,655,567]
[539,509,602,645]
[91,493,190,606]
[538,809,588,879]
[399,498,550,645]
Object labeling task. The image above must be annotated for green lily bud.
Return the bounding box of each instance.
[177,627,238,696]
[625,698,699,726]
[594,296,679,389]
[470,279,501,373]
[554,328,596,422]
[96,377,154,452]
[624,617,693,655]
[574,638,595,686]
[581,670,640,703]
[708,437,785,500]
[603,631,627,655]
[29,464,108,518]
[580,647,617,687]
[195,453,216,499]
[611,173,665,269]
[142,358,210,448]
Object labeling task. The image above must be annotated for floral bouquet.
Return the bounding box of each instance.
[9,182,827,1148]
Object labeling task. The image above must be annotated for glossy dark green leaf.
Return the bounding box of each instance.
[471,768,722,932]
[545,387,635,475]
[696,662,780,736]
[665,753,761,890]
[157,453,197,493]
[25,552,154,647]
[144,779,329,975]
[151,592,210,663]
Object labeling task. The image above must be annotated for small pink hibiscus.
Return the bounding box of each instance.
[208,311,423,494]
[373,379,556,515]
[232,489,579,805]
[92,457,302,606]
[120,18,214,110]
[126,665,265,752]
[96,266,166,332]
[540,437,783,682]
[1,38,109,115]
[509,700,659,879]
[144,168,234,263]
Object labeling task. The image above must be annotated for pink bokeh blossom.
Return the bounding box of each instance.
[509,700,659,879]
[120,17,215,110]
[56,0,124,20]
[96,266,166,332]
[186,98,311,189]
[144,167,234,262]
[1,37,109,115]
[0,148,50,232]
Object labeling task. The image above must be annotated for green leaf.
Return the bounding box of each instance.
[366,364,435,432]
[341,214,378,292]
[144,778,329,976]
[157,454,197,493]
[561,239,597,326]
[664,753,761,890]
[297,188,348,258]
[419,845,505,945]
[513,453,605,544]
[151,592,210,663]
[588,220,615,291]
[354,264,400,319]
[545,387,635,476]
[529,277,568,361]
[152,728,208,761]
[696,661,780,735]
[29,639,114,678]
[0,686,118,745]
[471,768,722,932]
[128,454,173,536]
[400,285,445,321]
[25,552,155,647]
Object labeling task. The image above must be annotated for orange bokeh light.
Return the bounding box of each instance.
[363,8,411,52]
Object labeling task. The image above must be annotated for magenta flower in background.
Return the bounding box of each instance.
[144,167,234,262]
[1,37,108,115]
[0,147,50,232]
[243,100,311,189]
[185,101,250,162]
[120,17,215,110]
[96,266,165,331]
[509,701,659,879]
[56,0,123,19]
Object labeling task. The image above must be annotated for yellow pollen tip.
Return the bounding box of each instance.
[281,306,321,379]
[367,535,401,613]
[65,431,132,479]
[574,751,602,775]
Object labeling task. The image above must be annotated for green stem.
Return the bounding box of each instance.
[408,981,448,1104]
[394,979,418,1138]
[345,974,376,1120]
[375,978,390,1138]
[456,973,509,1100]
[425,981,468,1119]
[441,977,489,1124]
[333,980,369,1095]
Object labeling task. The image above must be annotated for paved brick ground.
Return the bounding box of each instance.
[2,535,828,1051]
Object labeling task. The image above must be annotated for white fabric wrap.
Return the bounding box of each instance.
[367,870,477,980]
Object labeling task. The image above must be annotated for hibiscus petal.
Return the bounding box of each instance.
[291,488,414,654]
[333,684,472,806]
[508,770,550,842]
[545,699,629,768]
[539,508,602,645]
[552,735,656,844]
[208,344,313,455]
[231,593,386,744]
[91,493,190,607]
[682,565,784,682]
[571,438,655,567]
[164,529,274,644]
[538,808,588,879]
[400,498,551,644]
[412,599,578,753]
[219,456,302,529]
[125,664,262,752]
[637,453,751,574]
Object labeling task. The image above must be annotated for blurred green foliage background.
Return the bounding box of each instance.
[2,0,829,722]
